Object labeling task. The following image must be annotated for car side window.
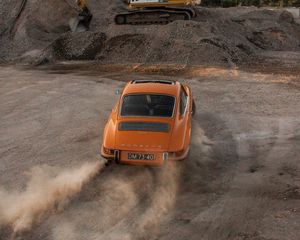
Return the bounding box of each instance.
[179,87,188,116]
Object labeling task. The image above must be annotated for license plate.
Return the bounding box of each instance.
[128,153,155,160]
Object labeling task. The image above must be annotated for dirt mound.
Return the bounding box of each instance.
[49,32,106,61]
[0,0,76,60]
[1,1,300,67]
[95,29,249,67]
[278,10,295,24]
[234,9,300,50]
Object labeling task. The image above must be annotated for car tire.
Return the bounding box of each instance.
[191,100,196,116]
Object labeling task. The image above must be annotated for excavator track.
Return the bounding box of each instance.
[115,7,196,25]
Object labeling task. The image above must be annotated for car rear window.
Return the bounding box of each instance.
[121,94,175,117]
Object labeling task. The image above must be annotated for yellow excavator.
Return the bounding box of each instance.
[69,0,92,32]
[68,0,201,31]
[115,0,201,25]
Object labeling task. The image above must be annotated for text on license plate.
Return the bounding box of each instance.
[128,153,155,160]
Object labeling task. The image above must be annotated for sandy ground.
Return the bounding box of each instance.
[0,58,300,240]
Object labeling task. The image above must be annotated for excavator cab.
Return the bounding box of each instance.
[69,0,92,32]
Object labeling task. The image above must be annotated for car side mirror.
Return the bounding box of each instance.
[115,89,121,95]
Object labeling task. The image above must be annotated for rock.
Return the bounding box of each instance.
[278,10,295,24]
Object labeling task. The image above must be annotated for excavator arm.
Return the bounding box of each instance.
[69,0,92,32]
[76,0,88,10]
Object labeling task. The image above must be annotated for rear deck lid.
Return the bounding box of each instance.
[115,120,173,151]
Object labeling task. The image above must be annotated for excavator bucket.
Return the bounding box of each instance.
[69,16,88,32]
[69,12,92,32]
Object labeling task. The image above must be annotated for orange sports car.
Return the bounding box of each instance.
[101,80,195,166]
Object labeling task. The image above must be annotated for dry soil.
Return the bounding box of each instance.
[0,56,299,239]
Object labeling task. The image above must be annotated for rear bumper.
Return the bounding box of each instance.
[100,147,116,161]
[168,147,190,161]
[100,146,189,166]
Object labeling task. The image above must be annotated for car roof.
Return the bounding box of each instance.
[122,80,180,96]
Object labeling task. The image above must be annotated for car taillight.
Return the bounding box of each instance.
[103,147,115,155]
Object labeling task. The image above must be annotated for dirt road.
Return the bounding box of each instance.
[0,63,299,240]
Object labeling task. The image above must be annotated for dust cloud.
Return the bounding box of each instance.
[91,162,181,240]
[0,161,104,235]
[133,125,212,237]
[52,221,77,240]
[192,123,214,166]
[135,162,180,236]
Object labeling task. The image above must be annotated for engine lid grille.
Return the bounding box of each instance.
[119,121,170,133]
